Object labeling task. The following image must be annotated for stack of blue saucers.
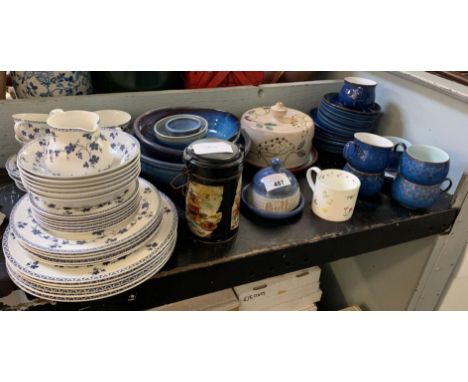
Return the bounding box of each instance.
[310,92,382,154]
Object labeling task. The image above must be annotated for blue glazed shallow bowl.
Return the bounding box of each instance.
[392,174,452,209]
[400,144,450,185]
[134,107,241,162]
[140,131,251,188]
[140,154,186,188]
[343,163,384,197]
[153,114,208,149]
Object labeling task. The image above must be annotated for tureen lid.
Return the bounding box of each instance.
[241,101,313,134]
[251,157,299,197]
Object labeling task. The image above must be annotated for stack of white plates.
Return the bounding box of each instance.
[4,126,178,302]
[5,153,26,191]
[17,129,142,231]
[4,193,177,302]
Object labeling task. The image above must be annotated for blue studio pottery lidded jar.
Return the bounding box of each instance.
[249,157,301,213]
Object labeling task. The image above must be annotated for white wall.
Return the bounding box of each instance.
[320,71,468,310]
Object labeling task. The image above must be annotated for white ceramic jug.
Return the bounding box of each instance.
[45,110,113,176]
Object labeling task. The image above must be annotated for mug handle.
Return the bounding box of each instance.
[393,142,407,152]
[306,167,321,193]
[13,120,27,137]
[343,141,356,160]
[440,178,452,193]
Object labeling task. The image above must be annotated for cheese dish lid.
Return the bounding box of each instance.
[241,101,313,134]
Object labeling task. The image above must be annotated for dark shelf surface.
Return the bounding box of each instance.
[0,168,459,310]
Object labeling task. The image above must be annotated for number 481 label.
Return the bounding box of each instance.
[261,173,291,192]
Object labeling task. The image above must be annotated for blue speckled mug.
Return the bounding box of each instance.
[343,163,385,197]
[343,133,400,173]
[400,144,450,185]
[392,174,452,209]
[338,77,377,110]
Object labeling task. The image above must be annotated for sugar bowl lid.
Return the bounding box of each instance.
[241,101,313,134]
[251,157,299,197]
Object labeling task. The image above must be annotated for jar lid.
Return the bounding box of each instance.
[184,138,243,178]
[251,157,299,197]
[241,101,313,134]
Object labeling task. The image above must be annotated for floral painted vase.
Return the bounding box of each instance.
[10,71,92,98]
[241,102,315,169]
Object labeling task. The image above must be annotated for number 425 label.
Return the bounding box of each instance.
[261,173,291,192]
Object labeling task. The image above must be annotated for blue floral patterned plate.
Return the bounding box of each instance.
[9,178,162,257]
[3,196,177,301]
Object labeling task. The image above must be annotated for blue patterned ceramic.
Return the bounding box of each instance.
[343,163,384,197]
[249,157,301,213]
[339,77,377,110]
[323,93,381,116]
[10,71,92,98]
[134,107,240,162]
[153,114,208,149]
[400,144,450,185]
[241,185,304,220]
[343,133,395,173]
[140,154,186,188]
[392,174,452,209]
[385,136,411,173]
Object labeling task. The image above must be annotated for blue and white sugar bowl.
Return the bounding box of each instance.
[246,157,303,215]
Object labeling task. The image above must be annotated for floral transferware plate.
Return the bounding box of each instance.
[17,129,140,179]
[29,180,139,217]
[7,234,175,294]
[6,238,176,301]
[30,180,140,218]
[9,237,174,288]
[33,197,141,234]
[32,193,140,225]
[3,192,177,284]
[18,155,140,187]
[10,178,161,255]
[5,153,20,178]
[20,160,140,192]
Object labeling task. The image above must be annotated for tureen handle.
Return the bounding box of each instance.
[271,101,287,120]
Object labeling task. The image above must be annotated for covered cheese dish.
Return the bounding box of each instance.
[241,101,315,169]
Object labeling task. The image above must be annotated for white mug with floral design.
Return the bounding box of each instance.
[306,167,361,222]
[45,110,113,176]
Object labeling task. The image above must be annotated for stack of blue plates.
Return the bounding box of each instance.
[310,92,382,154]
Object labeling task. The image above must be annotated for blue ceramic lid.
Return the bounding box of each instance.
[251,157,299,199]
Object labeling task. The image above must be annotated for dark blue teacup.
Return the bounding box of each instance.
[339,77,377,110]
[400,144,450,186]
[392,174,452,209]
[343,133,401,173]
[385,136,412,173]
[343,162,384,197]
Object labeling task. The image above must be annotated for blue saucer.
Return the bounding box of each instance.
[323,92,381,115]
[241,184,305,220]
